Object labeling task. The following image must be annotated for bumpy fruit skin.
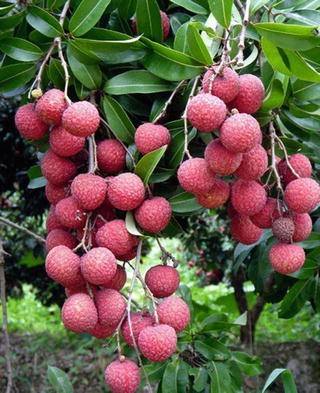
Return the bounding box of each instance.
[62,101,100,137]
[230,74,265,114]
[71,173,107,210]
[292,213,312,242]
[231,215,263,245]
[45,245,84,287]
[202,67,240,103]
[251,198,281,228]
[220,113,262,153]
[35,89,67,125]
[177,158,215,194]
[145,265,180,298]
[62,293,98,333]
[269,243,305,274]
[46,207,64,232]
[97,140,126,174]
[157,296,190,332]
[49,126,85,157]
[15,103,48,140]
[41,150,76,185]
[235,145,268,180]
[278,154,312,185]
[45,182,69,205]
[134,197,172,233]
[187,93,227,132]
[121,312,154,347]
[272,217,295,243]
[196,178,230,208]
[102,265,127,291]
[95,288,126,327]
[138,324,177,362]
[45,229,77,252]
[55,197,87,229]
[107,173,145,211]
[89,322,116,339]
[105,359,140,393]
[231,179,267,216]
[284,178,320,213]
[81,247,117,285]
[205,139,242,175]
[135,123,171,154]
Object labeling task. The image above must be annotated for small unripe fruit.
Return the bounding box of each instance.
[81,247,117,286]
[102,265,127,291]
[89,322,116,339]
[97,139,126,174]
[196,178,230,209]
[49,126,85,157]
[272,217,295,243]
[31,88,42,99]
[62,101,100,137]
[235,145,268,180]
[284,178,320,213]
[45,182,69,205]
[278,154,312,185]
[71,173,107,211]
[15,103,48,140]
[202,66,240,103]
[105,359,140,393]
[45,229,77,252]
[231,215,263,245]
[231,179,267,216]
[135,123,171,154]
[205,139,242,175]
[134,197,172,233]
[157,295,190,332]
[145,265,180,298]
[251,198,281,229]
[230,74,265,114]
[121,312,154,347]
[41,150,76,185]
[55,197,86,229]
[269,243,305,274]
[35,89,67,125]
[95,288,126,327]
[177,158,215,194]
[292,213,312,242]
[46,207,64,232]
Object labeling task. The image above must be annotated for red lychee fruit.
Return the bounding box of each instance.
[45,228,77,252]
[160,11,170,40]
[89,322,116,339]
[121,312,154,347]
[55,197,87,229]
[196,178,230,208]
[97,139,126,174]
[204,139,243,175]
[187,93,227,132]
[220,113,262,153]
[102,265,127,291]
[71,173,107,211]
[272,217,295,243]
[49,126,85,157]
[231,215,264,245]
[138,324,177,362]
[251,197,281,228]
[202,66,240,103]
[81,247,117,286]
[157,295,190,332]
[284,178,320,213]
[46,207,64,232]
[135,123,171,155]
[134,197,172,233]
[45,245,84,288]
[177,158,215,194]
[41,150,76,185]
[95,196,116,222]
[269,243,305,274]
[107,173,145,211]
[62,101,100,137]
[119,248,137,262]
[235,145,268,180]
[231,179,267,216]
[65,285,89,298]
[145,265,180,298]
[61,293,98,333]
[292,213,312,242]
[105,359,140,393]
[95,288,126,327]
[45,182,69,205]
[229,74,265,114]
[15,103,48,140]
[35,89,67,125]
[278,154,312,185]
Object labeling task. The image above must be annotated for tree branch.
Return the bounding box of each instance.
[0,216,45,244]
[236,0,251,67]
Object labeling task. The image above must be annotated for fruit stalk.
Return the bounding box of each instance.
[237,0,251,66]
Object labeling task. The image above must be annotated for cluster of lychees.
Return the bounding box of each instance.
[178,66,320,276]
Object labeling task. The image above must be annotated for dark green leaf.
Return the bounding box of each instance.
[135,145,167,184]
[262,368,297,393]
[169,191,202,213]
[162,361,178,393]
[174,23,189,54]
[0,3,15,16]
[187,24,212,65]
[261,77,287,111]
[232,352,262,376]
[74,79,90,100]
[279,278,314,318]
[208,0,233,28]
[0,63,35,93]
[26,6,63,38]
[170,0,207,14]
[292,80,320,101]
[27,165,42,180]
[192,368,208,392]
[0,37,42,62]
[208,362,231,393]
[135,0,162,42]
[168,127,197,168]
[0,11,25,31]
[47,366,73,393]
[48,58,65,89]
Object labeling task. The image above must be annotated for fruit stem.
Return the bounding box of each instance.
[236,0,251,67]
[73,212,91,252]
[0,216,45,244]
[88,135,98,173]
[269,121,284,197]
[155,237,179,267]
[274,134,301,180]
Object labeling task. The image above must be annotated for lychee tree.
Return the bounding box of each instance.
[1,0,320,392]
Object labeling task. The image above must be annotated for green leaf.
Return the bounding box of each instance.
[26,6,63,38]
[69,0,111,37]
[104,70,174,95]
[28,177,47,189]
[0,3,15,16]
[0,10,25,31]
[169,191,202,213]
[27,165,42,180]
[0,38,42,62]
[261,78,286,111]
[135,0,163,42]
[187,24,212,65]
[0,63,35,93]
[208,0,233,28]
[48,58,65,89]
[167,127,197,169]
[162,361,178,393]
[292,80,320,101]
[74,79,91,100]
[125,212,143,236]
[232,352,262,376]
[262,368,297,393]
[174,22,189,53]
[286,10,320,26]
[208,362,231,393]
[192,368,208,392]
[170,0,207,14]
[47,366,73,393]
[134,145,167,184]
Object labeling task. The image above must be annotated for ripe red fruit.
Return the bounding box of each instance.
[41,150,76,185]
[205,139,242,175]
[121,312,154,347]
[105,359,140,393]
[138,324,177,362]
[62,101,100,137]
[134,197,172,233]
[278,154,312,184]
[231,215,263,245]
[235,145,268,180]
[89,322,116,339]
[187,93,227,132]
[95,196,116,222]
[157,295,190,332]
[71,173,107,211]
[251,198,281,228]
[145,265,180,298]
[45,182,69,205]
[231,179,267,216]
[95,288,126,327]
[107,173,145,211]
[62,293,98,333]
[220,113,262,153]
[272,217,295,243]
[177,158,215,194]
[196,178,230,208]
[202,66,240,103]
[49,126,85,157]
[102,265,127,291]
[97,139,126,174]
[35,89,67,125]
[269,243,305,274]
[81,247,117,286]
[292,213,312,242]
[230,74,265,114]
[55,197,87,229]
[46,207,64,232]
[45,228,77,252]
[15,103,48,140]
[284,178,320,213]
[135,123,171,154]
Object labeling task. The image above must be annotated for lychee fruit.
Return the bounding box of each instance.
[204,139,243,175]
[272,217,295,243]
[138,324,177,362]
[105,359,140,393]
[220,113,262,153]
[55,197,87,229]
[269,243,305,274]
[65,285,89,298]
[278,154,312,185]
[46,206,64,232]
[49,126,85,157]
[15,103,48,140]
[45,228,77,252]
[292,213,312,242]
[35,89,67,125]
[145,265,180,298]
[89,322,116,339]
[157,295,190,332]
[95,196,116,222]
[251,198,281,228]
[284,178,320,213]
[196,178,230,208]
[202,66,240,103]
[135,123,171,155]
[121,312,154,347]
[119,248,137,262]
[62,101,100,137]
[231,179,267,216]
[134,197,172,233]
[81,247,117,286]
[95,288,126,327]
[187,93,227,132]
[160,11,170,40]
[97,139,126,174]
[41,150,76,185]
[102,265,127,291]
[71,173,107,211]
[45,182,69,205]
[231,215,263,244]
[61,293,98,333]
[107,173,145,211]
[235,145,268,180]
[177,158,215,194]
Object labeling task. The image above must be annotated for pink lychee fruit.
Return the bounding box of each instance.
[15,103,48,140]
[41,150,76,185]
[145,265,180,298]
[278,153,312,185]
[231,215,263,245]
[45,182,69,205]
[272,217,295,243]
[269,243,305,274]
[95,196,116,222]
[231,179,267,216]
[202,66,240,103]
[46,206,65,232]
[118,248,138,262]
[55,196,87,229]
[62,101,100,137]
[65,285,89,298]
[251,197,281,228]
[97,139,126,174]
[292,213,312,242]
[45,228,77,252]
[235,145,268,180]
[81,247,117,286]
[204,139,243,175]
[89,322,116,339]
[35,89,67,125]
[284,178,320,213]
[49,126,85,157]
[196,178,230,209]
[135,123,171,155]
[177,158,216,194]
[105,359,140,393]
[134,197,172,233]
[95,288,126,327]
[102,265,127,291]
[71,173,107,211]
[121,312,154,347]
[157,295,190,332]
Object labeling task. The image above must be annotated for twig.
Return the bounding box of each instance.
[155,237,179,267]
[235,0,245,15]
[269,122,284,196]
[236,0,251,67]
[275,135,301,180]
[0,216,45,244]
[88,135,98,173]
[73,213,91,252]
